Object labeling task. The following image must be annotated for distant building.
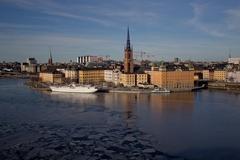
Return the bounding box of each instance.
[65,68,79,82]
[228,58,240,65]
[27,58,37,64]
[120,73,136,87]
[79,69,104,84]
[202,70,214,80]
[213,70,227,81]
[227,71,240,83]
[21,58,39,73]
[124,27,134,73]
[104,70,113,83]
[136,74,149,86]
[77,56,99,64]
[39,72,64,84]
[174,57,181,63]
[149,66,194,90]
[119,73,149,87]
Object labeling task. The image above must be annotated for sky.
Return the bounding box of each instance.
[0,0,240,63]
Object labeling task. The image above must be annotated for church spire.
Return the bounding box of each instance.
[48,48,53,65]
[126,27,131,50]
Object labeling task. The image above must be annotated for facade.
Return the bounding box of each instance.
[213,70,227,81]
[202,70,214,80]
[149,68,194,90]
[228,58,240,65]
[21,58,39,73]
[104,69,121,85]
[39,72,63,84]
[120,74,136,87]
[104,70,113,82]
[124,28,134,73]
[136,74,149,85]
[65,69,79,82]
[112,69,121,85]
[227,71,240,83]
[77,56,99,64]
[79,69,104,84]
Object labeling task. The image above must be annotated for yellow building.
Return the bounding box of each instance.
[79,69,104,84]
[202,70,214,80]
[65,69,79,82]
[213,70,226,81]
[136,74,149,85]
[149,69,194,90]
[39,72,63,84]
[120,73,136,87]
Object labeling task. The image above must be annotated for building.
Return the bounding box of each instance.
[227,71,240,83]
[213,70,227,81]
[104,69,121,85]
[120,73,136,87]
[136,74,149,85]
[77,56,99,64]
[124,28,134,73]
[65,68,79,82]
[79,69,104,84]
[27,58,37,64]
[21,58,39,73]
[39,72,63,84]
[228,57,240,65]
[104,70,113,82]
[112,69,121,85]
[202,70,214,80]
[149,66,194,90]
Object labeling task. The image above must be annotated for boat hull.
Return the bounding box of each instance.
[50,86,98,93]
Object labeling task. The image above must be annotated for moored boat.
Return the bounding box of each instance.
[151,88,170,93]
[50,84,98,93]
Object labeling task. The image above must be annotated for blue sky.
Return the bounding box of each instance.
[0,0,240,62]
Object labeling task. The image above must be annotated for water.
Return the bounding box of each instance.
[1,79,240,160]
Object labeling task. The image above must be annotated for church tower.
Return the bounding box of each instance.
[48,48,53,65]
[124,27,134,73]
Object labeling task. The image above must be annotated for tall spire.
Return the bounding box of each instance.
[126,27,131,50]
[49,48,52,59]
[48,47,53,65]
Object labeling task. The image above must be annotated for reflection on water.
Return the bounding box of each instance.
[50,92,98,105]
[1,79,240,160]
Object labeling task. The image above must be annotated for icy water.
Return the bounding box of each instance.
[1,79,240,160]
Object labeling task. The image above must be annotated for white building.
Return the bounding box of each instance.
[227,71,240,83]
[27,58,37,64]
[77,56,99,64]
[104,70,113,82]
[228,58,240,65]
[112,69,121,85]
[21,58,39,73]
[104,69,121,85]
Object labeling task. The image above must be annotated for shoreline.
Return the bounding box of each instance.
[2,76,240,94]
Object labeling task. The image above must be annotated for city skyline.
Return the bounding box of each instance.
[0,0,240,62]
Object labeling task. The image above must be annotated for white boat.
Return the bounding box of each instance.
[50,84,98,93]
[151,88,170,93]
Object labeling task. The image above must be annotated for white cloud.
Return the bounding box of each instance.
[188,3,225,37]
[225,8,240,31]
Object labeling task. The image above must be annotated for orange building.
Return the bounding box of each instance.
[149,66,194,90]
[79,69,104,84]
